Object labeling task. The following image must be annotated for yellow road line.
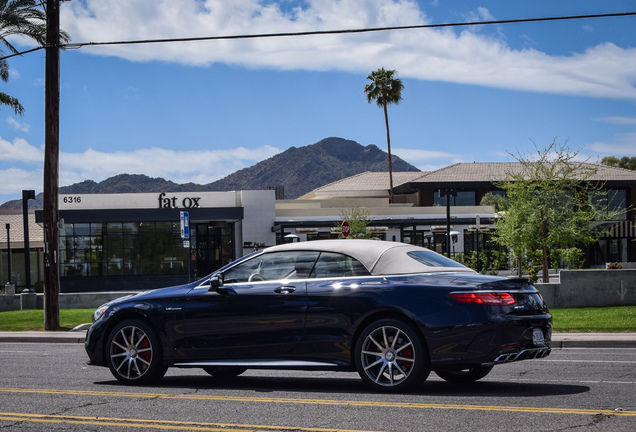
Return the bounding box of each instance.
[0,412,382,432]
[0,387,634,417]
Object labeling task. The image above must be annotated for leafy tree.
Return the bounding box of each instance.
[0,0,70,114]
[337,207,373,239]
[480,191,509,212]
[364,67,403,203]
[547,247,585,270]
[491,140,626,282]
[601,155,636,171]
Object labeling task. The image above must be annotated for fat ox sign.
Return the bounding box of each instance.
[158,192,201,209]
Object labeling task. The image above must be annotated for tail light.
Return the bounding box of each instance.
[450,291,516,305]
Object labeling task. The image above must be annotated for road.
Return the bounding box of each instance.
[0,343,634,431]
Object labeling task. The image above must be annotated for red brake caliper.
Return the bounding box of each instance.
[140,338,151,362]
[400,347,413,371]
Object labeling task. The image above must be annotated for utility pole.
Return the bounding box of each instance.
[43,0,61,330]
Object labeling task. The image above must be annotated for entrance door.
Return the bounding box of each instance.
[192,223,233,279]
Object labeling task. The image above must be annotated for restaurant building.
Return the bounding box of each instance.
[34,190,275,292]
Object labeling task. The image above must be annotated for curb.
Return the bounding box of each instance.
[551,333,636,349]
[0,330,86,343]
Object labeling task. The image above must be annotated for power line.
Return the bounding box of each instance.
[1,46,43,60]
[2,10,636,60]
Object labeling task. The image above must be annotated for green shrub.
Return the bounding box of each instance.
[33,281,44,294]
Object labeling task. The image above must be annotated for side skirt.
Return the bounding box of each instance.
[173,359,342,369]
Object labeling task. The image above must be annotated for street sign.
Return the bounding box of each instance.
[476,215,481,231]
[180,211,190,239]
[341,220,351,237]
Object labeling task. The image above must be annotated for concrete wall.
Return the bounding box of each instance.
[536,269,636,309]
[1,293,22,312]
[0,292,139,313]
[240,190,276,255]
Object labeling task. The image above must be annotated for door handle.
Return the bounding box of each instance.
[274,286,296,294]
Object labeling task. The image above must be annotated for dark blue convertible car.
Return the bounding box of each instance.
[85,239,552,392]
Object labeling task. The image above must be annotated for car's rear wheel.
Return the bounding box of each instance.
[355,319,430,392]
[106,319,167,385]
[202,367,247,378]
[435,365,494,383]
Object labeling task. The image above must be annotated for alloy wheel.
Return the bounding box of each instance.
[108,322,160,383]
[359,324,417,387]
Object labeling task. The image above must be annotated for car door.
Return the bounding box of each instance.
[300,252,375,362]
[182,251,319,360]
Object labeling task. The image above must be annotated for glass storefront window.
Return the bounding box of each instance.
[60,221,189,278]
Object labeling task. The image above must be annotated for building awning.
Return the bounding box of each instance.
[608,220,635,238]
[35,207,244,224]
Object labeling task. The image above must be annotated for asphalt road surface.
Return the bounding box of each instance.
[0,343,634,431]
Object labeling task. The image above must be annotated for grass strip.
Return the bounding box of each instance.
[550,305,636,333]
[0,309,94,331]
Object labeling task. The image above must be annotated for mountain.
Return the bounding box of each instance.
[0,137,420,209]
[206,137,419,198]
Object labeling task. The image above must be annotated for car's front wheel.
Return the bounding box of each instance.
[435,365,494,383]
[355,319,430,392]
[106,319,167,385]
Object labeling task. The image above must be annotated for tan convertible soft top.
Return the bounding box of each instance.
[263,239,475,276]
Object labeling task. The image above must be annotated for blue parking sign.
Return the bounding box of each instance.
[180,211,189,239]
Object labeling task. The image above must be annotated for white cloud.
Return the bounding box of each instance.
[0,168,42,195]
[392,147,464,172]
[59,144,283,185]
[393,147,460,162]
[0,134,283,201]
[0,136,42,162]
[56,0,636,100]
[585,133,636,157]
[6,117,31,133]
[596,116,636,125]
[463,6,495,23]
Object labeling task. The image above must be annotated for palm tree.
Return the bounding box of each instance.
[0,0,69,115]
[364,67,404,203]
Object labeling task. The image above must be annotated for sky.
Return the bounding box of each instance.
[1,0,636,204]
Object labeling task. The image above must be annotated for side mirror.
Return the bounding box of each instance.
[209,274,236,295]
[209,274,223,290]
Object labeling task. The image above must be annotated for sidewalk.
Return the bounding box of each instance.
[0,330,87,344]
[1,330,635,348]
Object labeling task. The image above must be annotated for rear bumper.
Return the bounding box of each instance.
[426,318,552,367]
[490,346,551,364]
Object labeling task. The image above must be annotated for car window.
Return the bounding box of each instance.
[223,251,319,283]
[312,252,371,278]
[406,250,466,268]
